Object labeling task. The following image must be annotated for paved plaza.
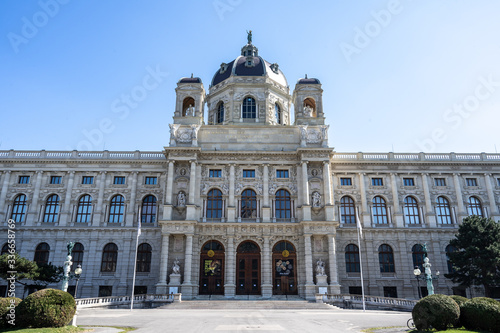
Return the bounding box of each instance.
[78,306,412,333]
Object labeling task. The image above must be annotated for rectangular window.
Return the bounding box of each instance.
[18,176,30,184]
[82,176,94,184]
[497,178,500,187]
[209,169,222,178]
[372,178,383,186]
[243,169,255,178]
[145,176,157,185]
[434,178,446,186]
[383,286,398,298]
[276,170,289,178]
[340,177,352,186]
[98,286,113,297]
[466,178,478,186]
[113,176,125,185]
[403,178,415,186]
[50,176,61,184]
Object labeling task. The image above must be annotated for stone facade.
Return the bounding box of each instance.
[1,37,499,300]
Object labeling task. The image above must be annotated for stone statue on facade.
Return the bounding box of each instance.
[303,104,313,117]
[185,104,195,116]
[177,192,186,207]
[247,30,252,44]
[316,258,326,276]
[172,258,181,275]
[312,191,322,207]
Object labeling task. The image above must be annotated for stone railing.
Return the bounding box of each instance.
[0,150,165,160]
[76,293,180,309]
[331,152,500,162]
[316,294,417,311]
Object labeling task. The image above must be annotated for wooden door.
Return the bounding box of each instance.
[199,240,225,295]
[236,253,260,295]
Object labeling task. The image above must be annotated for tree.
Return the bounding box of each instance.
[0,253,39,283]
[445,216,500,297]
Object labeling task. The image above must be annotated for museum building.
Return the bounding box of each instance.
[1,35,500,300]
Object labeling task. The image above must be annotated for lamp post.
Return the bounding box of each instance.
[413,266,422,299]
[61,242,75,292]
[74,265,83,299]
[422,257,440,295]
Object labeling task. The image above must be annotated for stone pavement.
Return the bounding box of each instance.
[77,301,414,333]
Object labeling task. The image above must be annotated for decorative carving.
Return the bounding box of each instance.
[312,191,322,207]
[315,259,326,276]
[177,191,186,207]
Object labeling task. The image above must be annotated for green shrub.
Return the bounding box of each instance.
[412,294,460,331]
[17,288,76,328]
[462,297,500,333]
[0,297,22,329]
[449,295,469,328]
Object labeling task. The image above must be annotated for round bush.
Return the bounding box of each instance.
[0,297,22,329]
[462,297,500,333]
[449,295,469,328]
[412,294,460,331]
[17,289,76,328]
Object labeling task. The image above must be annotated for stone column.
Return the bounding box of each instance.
[0,171,11,222]
[484,173,499,218]
[304,235,315,299]
[27,171,43,225]
[421,173,435,227]
[453,173,466,222]
[60,171,75,226]
[390,173,403,227]
[327,235,341,294]
[261,236,272,298]
[163,161,175,220]
[93,171,106,226]
[189,161,196,204]
[262,164,271,222]
[302,162,311,221]
[323,162,334,221]
[227,164,236,221]
[181,234,194,298]
[156,233,170,294]
[126,172,138,227]
[224,236,236,297]
[358,173,369,227]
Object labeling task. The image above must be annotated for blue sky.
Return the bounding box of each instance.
[1,0,499,153]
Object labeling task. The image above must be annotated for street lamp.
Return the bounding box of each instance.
[413,266,422,299]
[74,265,83,299]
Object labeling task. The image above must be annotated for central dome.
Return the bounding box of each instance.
[210,37,287,88]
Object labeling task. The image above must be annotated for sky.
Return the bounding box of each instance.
[1,0,500,154]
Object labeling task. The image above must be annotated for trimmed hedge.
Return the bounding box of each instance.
[412,294,460,331]
[17,288,76,328]
[0,297,22,329]
[461,297,500,333]
[449,295,469,328]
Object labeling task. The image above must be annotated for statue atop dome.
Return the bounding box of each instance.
[246,30,252,44]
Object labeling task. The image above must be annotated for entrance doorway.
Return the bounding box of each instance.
[273,240,298,295]
[236,241,261,295]
[199,240,224,295]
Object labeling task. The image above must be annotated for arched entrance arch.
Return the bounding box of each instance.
[199,240,224,295]
[273,240,298,295]
[236,240,261,295]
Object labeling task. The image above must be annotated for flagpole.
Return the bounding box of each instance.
[130,207,142,311]
[356,210,366,312]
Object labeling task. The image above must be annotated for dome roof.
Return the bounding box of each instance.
[297,76,321,84]
[178,76,202,84]
[210,37,287,87]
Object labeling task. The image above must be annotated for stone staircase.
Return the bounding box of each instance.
[158,298,339,310]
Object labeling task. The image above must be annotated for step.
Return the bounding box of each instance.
[158,300,339,310]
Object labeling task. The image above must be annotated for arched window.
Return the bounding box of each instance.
[275,189,291,219]
[303,98,316,117]
[108,195,125,223]
[216,102,224,124]
[206,189,223,219]
[372,196,388,224]
[404,196,420,224]
[10,194,27,222]
[340,196,356,224]
[274,103,281,124]
[72,242,84,270]
[242,97,256,119]
[345,244,360,272]
[182,97,195,116]
[412,244,426,270]
[141,195,157,223]
[467,196,483,217]
[378,244,395,273]
[34,242,50,265]
[1,243,9,255]
[76,195,92,223]
[43,194,60,223]
[137,243,152,273]
[446,244,456,274]
[101,243,118,272]
[241,189,257,218]
[436,196,452,224]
